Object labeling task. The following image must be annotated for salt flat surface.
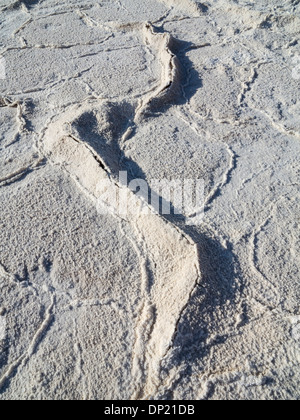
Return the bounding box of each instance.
[0,0,299,400]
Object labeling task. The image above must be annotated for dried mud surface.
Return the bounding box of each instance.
[0,0,299,400]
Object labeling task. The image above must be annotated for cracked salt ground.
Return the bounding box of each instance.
[0,0,300,400]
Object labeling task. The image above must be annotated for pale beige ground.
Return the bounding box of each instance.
[0,0,300,400]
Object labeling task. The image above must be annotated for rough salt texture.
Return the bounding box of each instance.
[0,0,300,400]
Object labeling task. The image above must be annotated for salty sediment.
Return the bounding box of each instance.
[0,0,300,400]
[41,101,200,398]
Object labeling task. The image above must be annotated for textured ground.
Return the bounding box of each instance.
[0,0,300,400]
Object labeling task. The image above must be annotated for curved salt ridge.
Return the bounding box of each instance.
[41,103,200,398]
[135,23,183,122]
